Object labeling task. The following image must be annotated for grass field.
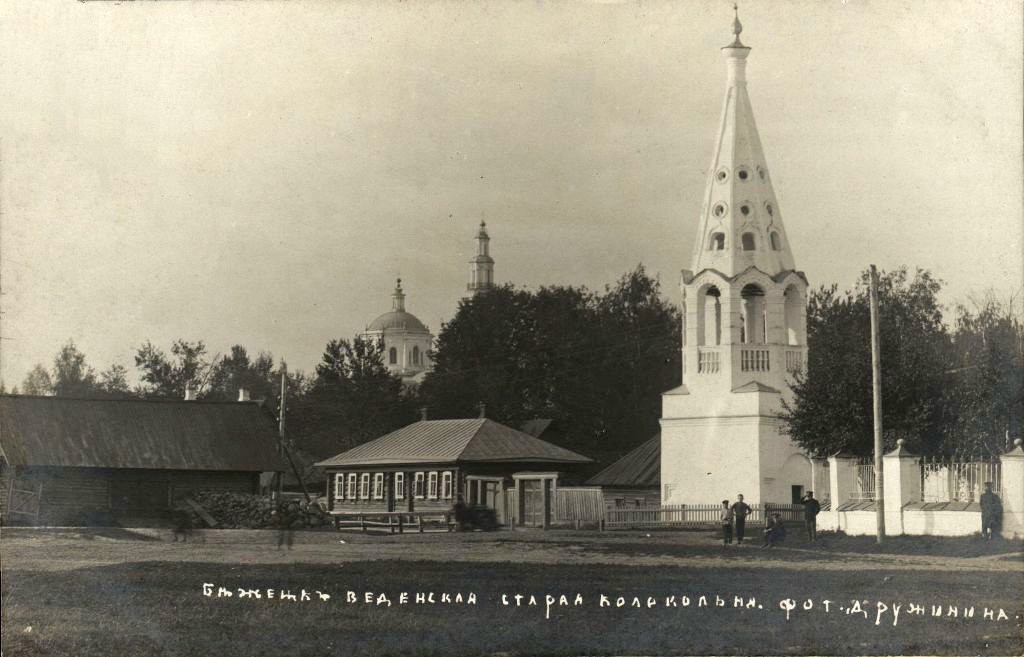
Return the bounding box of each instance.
[2,527,1022,656]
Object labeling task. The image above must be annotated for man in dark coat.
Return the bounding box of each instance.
[979,482,1002,541]
[802,491,821,542]
[730,494,752,545]
[452,494,470,531]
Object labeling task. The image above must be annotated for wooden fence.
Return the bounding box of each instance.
[332,511,454,534]
[553,487,605,525]
[603,503,807,530]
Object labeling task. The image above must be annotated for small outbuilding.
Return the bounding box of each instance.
[316,418,591,527]
[586,433,661,509]
[0,395,286,525]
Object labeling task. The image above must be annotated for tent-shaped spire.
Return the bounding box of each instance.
[689,10,797,278]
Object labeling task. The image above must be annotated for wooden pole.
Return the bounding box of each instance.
[869,265,886,543]
[277,365,311,503]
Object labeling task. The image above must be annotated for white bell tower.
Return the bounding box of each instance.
[660,9,812,506]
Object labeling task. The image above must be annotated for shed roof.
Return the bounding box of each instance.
[586,433,660,488]
[315,418,591,467]
[0,395,287,472]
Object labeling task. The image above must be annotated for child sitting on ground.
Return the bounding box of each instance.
[761,512,786,549]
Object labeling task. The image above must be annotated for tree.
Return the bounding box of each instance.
[946,295,1024,457]
[780,267,954,457]
[418,265,681,456]
[98,364,133,398]
[50,340,99,397]
[205,345,277,401]
[134,340,211,399]
[288,336,415,457]
[21,364,53,396]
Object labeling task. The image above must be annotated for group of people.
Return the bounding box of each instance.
[718,491,821,549]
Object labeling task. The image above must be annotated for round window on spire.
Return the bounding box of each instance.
[757,166,767,181]
[712,203,728,218]
[715,168,729,183]
[740,204,751,217]
[765,202,774,217]
[736,167,750,181]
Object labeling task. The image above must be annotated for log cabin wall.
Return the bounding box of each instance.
[325,465,463,513]
[7,466,260,525]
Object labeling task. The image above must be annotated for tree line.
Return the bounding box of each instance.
[7,264,1022,465]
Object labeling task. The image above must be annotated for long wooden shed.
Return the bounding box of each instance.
[0,394,286,525]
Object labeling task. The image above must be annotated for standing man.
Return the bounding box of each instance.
[731,494,752,545]
[719,500,734,545]
[802,491,821,542]
[979,482,1002,541]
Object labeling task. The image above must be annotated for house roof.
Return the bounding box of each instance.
[315,418,592,467]
[0,395,287,472]
[520,418,552,438]
[586,433,660,488]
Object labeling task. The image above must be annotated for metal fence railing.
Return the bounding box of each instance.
[851,462,876,501]
[920,459,1001,502]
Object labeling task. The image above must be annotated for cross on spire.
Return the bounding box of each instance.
[730,3,745,47]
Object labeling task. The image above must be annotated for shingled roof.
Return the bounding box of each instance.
[586,433,660,488]
[316,418,591,467]
[0,395,287,472]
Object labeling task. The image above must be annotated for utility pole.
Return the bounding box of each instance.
[277,364,311,503]
[869,265,886,543]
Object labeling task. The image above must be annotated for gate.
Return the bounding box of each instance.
[5,478,43,523]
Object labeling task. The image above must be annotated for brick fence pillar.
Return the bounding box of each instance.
[882,439,920,536]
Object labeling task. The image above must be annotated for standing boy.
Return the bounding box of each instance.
[720,499,734,545]
[731,494,752,545]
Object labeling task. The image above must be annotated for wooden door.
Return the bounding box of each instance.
[484,481,504,524]
[521,480,543,527]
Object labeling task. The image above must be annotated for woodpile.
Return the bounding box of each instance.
[191,492,330,529]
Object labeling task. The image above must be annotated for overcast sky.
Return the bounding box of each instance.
[1,0,1021,387]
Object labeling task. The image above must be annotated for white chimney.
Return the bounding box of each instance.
[184,383,196,401]
[238,388,250,402]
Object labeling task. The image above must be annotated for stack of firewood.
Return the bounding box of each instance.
[190,492,330,529]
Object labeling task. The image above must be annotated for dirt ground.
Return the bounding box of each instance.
[2,525,1021,573]
[2,527,1022,656]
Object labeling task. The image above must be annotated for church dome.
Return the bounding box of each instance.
[365,278,431,334]
[367,310,429,333]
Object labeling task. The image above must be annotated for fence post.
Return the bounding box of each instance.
[882,439,919,536]
[398,514,404,534]
[828,453,858,508]
[999,440,1024,539]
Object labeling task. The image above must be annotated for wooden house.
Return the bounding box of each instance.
[316,418,591,527]
[586,433,661,509]
[0,395,286,525]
